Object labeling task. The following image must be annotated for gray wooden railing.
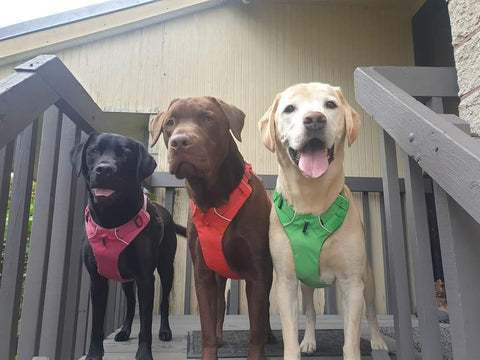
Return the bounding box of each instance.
[0,54,124,360]
[355,66,480,360]
[1,54,456,360]
[148,173,423,318]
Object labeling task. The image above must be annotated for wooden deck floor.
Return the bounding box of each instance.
[80,315,407,360]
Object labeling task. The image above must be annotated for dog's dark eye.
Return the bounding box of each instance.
[326,101,337,109]
[119,151,128,159]
[204,116,213,122]
[90,148,99,156]
[165,119,175,127]
[284,105,295,114]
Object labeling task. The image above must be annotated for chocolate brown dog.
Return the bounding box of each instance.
[149,97,275,360]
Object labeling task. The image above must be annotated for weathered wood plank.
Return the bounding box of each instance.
[60,153,88,360]
[38,117,78,359]
[15,55,109,134]
[372,66,458,98]
[0,71,58,150]
[0,140,14,250]
[17,106,62,360]
[150,173,423,194]
[434,182,480,360]
[0,120,38,360]
[355,66,480,224]
[378,129,415,359]
[403,153,442,360]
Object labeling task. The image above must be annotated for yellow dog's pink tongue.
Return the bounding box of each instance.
[94,188,115,197]
[298,147,329,178]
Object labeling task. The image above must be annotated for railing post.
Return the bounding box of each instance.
[0,140,14,248]
[18,106,62,360]
[0,120,38,360]
[379,194,392,314]
[402,153,442,360]
[38,117,79,359]
[378,129,415,359]
[59,147,87,360]
[433,183,480,360]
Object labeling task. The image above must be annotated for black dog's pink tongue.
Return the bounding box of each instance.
[94,188,115,197]
[298,143,329,178]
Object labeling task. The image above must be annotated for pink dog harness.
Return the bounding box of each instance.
[85,195,151,282]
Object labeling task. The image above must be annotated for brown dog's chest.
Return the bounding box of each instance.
[190,164,254,279]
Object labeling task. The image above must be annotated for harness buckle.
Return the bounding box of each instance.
[134,215,143,228]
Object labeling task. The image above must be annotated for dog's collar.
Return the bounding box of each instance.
[272,189,349,288]
[85,195,151,282]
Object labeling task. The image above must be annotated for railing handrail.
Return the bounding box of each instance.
[0,54,112,150]
[148,172,433,193]
[354,66,480,224]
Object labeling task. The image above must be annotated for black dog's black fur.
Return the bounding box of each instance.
[71,132,181,360]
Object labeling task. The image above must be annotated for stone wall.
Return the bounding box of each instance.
[448,0,480,134]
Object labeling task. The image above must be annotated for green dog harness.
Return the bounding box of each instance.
[272,189,349,288]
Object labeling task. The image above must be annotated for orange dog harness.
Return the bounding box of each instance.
[190,163,254,279]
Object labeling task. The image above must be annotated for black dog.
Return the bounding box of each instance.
[71,132,180,360]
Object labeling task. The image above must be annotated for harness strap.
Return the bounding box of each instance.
[190,163,254,279]
[85,195,151,282]
[273,189,349,288]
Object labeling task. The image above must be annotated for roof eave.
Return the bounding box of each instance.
[0,0,228,67]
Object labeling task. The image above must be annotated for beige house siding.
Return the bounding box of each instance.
[448,0,480,135]
[0,1,415,315]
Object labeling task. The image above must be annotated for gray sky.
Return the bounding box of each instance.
[0,0,105,27]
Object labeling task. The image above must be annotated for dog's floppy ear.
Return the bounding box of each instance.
[136,142,157,182]
[70,132,97,177]
[335,88,360,147]
[211,97,245,142]
[258,93,280,153]
[149,98,180,147]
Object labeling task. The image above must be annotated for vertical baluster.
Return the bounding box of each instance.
[0,141,14,248]
[403,152,442,360]
[38,116,78,359]
[0,120,38,360]
[379,193,392,314]
[18,106,62,360]
[60,128,88,359]
[434,182,480,360]
[378,129,415,359]
[228,280,239,315]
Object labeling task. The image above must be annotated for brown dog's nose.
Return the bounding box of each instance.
[303,112,326,131]
[169,134,192,151]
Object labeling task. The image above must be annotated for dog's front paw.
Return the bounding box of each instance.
[299,336,316,354]
[159,327,172,341]
[370,333,388,351]
[114,327,131,342]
